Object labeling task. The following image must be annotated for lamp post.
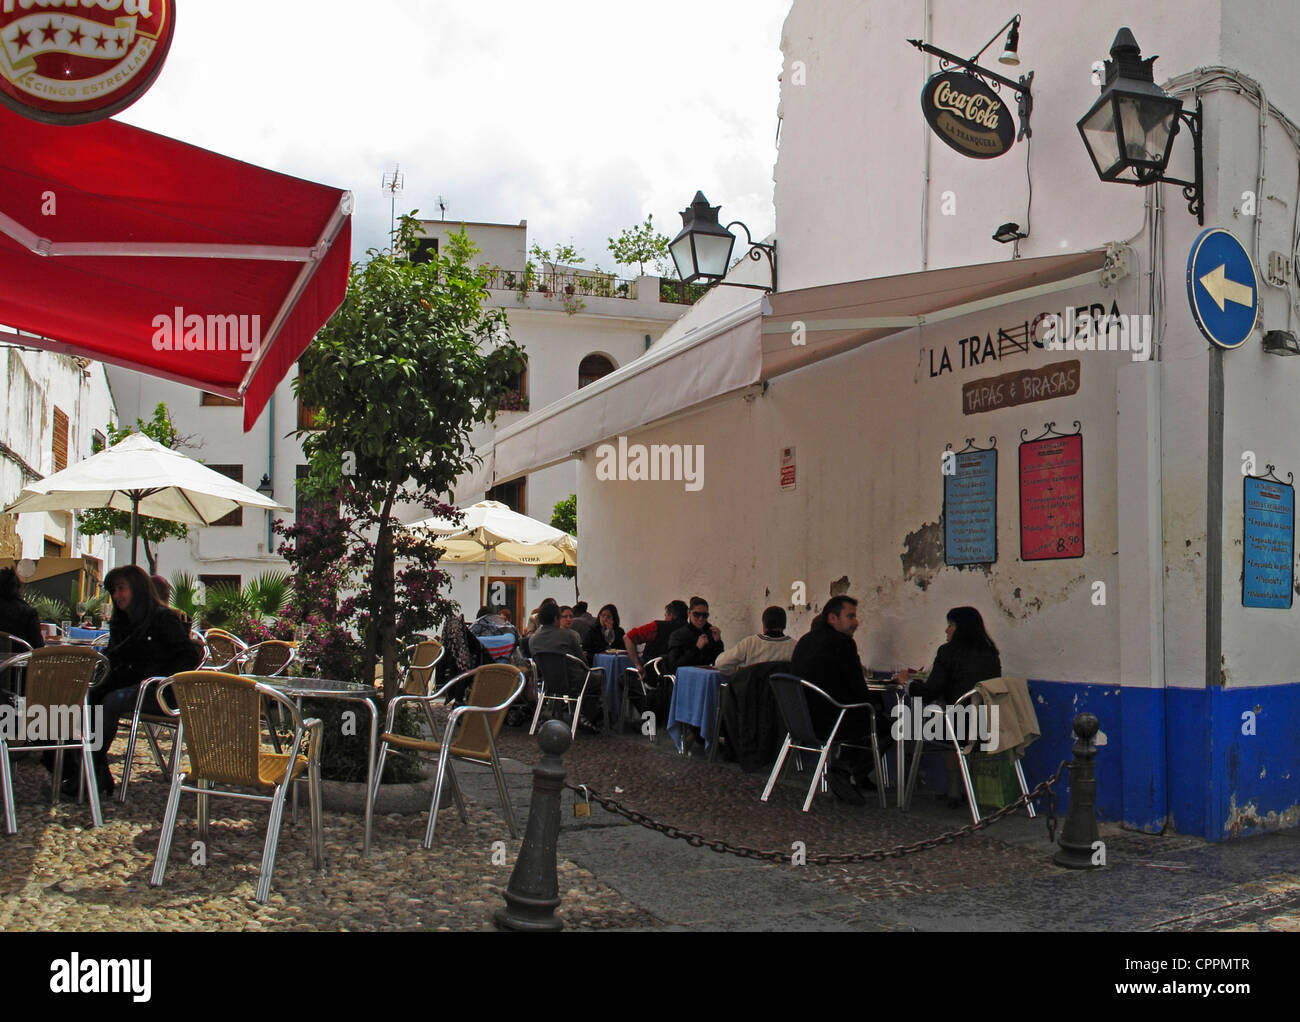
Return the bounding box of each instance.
[668,192,776,293]
[1077,28,1203,224]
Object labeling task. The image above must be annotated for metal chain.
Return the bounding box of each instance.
[566,760,1071,866]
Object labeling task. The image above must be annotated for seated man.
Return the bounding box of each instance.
[568,601,598,646]
[623,599,688,673]
[666,597,724,675]
[714,605,795,676]
[789,595,886,804]
[528,602,590,696]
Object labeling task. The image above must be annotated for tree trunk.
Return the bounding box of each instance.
[143,536,158,575]
[366,483,400,701]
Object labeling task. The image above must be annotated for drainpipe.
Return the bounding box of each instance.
[266,392,276,554]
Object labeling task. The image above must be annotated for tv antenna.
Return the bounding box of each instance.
[437,195,448,221]
[381,164,405,242]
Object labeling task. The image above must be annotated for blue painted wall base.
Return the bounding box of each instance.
[1021,680,1300,840]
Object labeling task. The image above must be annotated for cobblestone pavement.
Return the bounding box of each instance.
[4,714,1299,932]
[0,734,653,932]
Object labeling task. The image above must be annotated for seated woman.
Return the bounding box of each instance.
[582,603,625,661]
[0,566,45,651]
[88,565,203,795]
[898,606,1002,807]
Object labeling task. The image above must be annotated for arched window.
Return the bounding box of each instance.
[578,354,616,389]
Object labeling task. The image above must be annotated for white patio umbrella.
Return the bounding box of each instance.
[406,499,577,590]
[2,433,290,564]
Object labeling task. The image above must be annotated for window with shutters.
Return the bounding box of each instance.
[200,392,242,407]
[487,478,526,516]
[208,465,244,526]
[52,407,69,472]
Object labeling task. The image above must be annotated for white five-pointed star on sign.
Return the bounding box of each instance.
[1199,263,1254,312]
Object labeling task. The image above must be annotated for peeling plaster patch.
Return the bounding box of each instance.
[1225,794,1300,838]
[900,520,943,591]
[991,574,1086,621]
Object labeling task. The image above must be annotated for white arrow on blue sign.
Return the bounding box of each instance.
[1186,228,1259,350]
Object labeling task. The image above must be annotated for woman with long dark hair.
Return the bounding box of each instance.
[898,606,1002,808]
[81,564,201,795]
[583,603,625,660]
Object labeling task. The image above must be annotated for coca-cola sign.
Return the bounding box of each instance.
[921,71,1015,159]
[0,0,174,125]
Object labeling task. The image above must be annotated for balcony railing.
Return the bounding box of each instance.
[479,268,703,306]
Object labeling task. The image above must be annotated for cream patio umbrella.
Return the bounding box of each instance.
[406,499,578,592]
[3,433,290,564]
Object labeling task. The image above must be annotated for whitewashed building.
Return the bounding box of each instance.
[1,340,119,601]
[489,0,1300,840]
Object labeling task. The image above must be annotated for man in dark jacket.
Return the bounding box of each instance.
[790,595,883,803]
[666,597,724,674]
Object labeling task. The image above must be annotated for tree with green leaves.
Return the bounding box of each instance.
[608,215,671,277]
[77,403,189,575]
[294,213,526,698]
[537,493,577,594]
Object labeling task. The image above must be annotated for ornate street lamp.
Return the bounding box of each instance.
[256,473,274,499]
[668,192,777,293]
[1077,28,1203,223]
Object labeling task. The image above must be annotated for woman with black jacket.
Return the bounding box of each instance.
[582,603,625,660]
[85,565,202,795]
[898,606,1002,808]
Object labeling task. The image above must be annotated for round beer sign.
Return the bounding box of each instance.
[921,71,1015,159]
[0,0,174,125]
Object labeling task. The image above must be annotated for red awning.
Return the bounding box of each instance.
[0,106,352,431]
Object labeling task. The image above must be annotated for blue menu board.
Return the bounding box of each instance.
[1243,476,1294,609]
[944,448,998,565]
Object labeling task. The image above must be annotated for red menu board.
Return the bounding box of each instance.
[1019,434,1084,560]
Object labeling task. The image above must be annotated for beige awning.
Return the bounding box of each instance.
[493,298,765,483]
[492,249,1109,484]
[762,249,1108,377]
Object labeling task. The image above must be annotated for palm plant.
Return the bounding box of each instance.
[245,571,292,620]
[28,594,75,624]
[168,571,203,621]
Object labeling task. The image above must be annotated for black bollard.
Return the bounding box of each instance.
[494,719,572,931]
[1053,712,1103,869]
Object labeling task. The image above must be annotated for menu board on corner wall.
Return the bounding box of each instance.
[1243,475,1295,609]
[944,447,998,565]
[1019,431,1084,560]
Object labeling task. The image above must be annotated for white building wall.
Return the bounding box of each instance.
[774,0,1219,289]
[1,345,117,568]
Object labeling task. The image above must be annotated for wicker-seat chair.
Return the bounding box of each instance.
[238,640,296,678]
[150,671,323,904]
[367,663,524,849]
[1,645,109,834]
[201,629,247,671]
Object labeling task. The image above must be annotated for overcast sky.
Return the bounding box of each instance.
[118,0,791,272]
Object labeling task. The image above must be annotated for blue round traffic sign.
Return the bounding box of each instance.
[1187,228,1259,350]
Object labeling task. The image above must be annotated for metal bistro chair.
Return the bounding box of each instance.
[900,686,1036,825]
[0,632,34,697]
[117,673,191,806]
[201,629,248,672]
[236,640,298,752]
[620,656,672,741]
[529,651,602,739]
[367,663,525,849]
[761,673,887,812]
[1,646,109,835]
[150,671,324,905]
